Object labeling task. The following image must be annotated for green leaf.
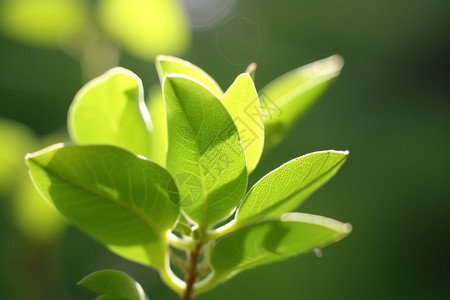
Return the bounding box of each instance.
[156,55,223,97]
[79,269,149,300]
[163,74,247,228]
[0,0,88,48]
[26,144,179,268]
[146,85,167,166]
[68,67,152,158]
[98,0,190,61]
[209,212,352,282]
[222,73,264,173]
[260,55,343,150]
[236,150,349,224]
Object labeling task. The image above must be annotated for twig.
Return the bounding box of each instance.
[182,244,202,300]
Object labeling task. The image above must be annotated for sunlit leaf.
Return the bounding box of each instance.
[0,0,87,48]
[260,55,343,150]
[156,55,223,97]
[98,0,190,61]
[236,150,349,224]
[163,74,247,228]
[68,67,152,158]
[26,144,179,268]
[210,212,352,282]
[147,86,167,166]
[222,73,264,173]
[79,269,149,300]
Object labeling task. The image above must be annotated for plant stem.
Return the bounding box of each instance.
[207,218,239,240]
[159,256,185,295]
[182,244,202,300]
[168,232,195,251]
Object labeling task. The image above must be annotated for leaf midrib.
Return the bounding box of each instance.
[216,223,341,273]
[169,81,210,227]
[30,158,164,239]
[240,154,347,222]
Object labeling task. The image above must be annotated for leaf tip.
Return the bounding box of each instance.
[245,62,257,73]
[328,54,344,70]
[342,222,353,234]
[245,62,257,80]
[163,73,220,99]
[297,55,344,80]
[26,143,65,161]
[155,54,177,71]
[108,67,144,89]
[24,152,33,168]
[155,54,165,63]
[24,152,32,160]
[156,54,176,63]
[327,149,350,157]
[281,213,352,235]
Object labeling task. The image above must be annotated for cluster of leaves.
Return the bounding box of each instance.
[26,55,350,299]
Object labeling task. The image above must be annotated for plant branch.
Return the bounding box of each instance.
[182,244,202,300]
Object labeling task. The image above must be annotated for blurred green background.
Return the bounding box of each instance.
[1,0,449,299]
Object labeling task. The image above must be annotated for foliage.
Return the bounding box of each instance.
[26,56,350,299]
[79,269,149,300]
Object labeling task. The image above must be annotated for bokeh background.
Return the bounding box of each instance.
[1,0,450,299]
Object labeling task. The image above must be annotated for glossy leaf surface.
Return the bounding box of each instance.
[261,55,343,150]
[237,150,348,224]
[210,212,352,281]
[26,144,179,267]
[156,55,223,97]
[68,67,152,158]
[79,269,149,300]
[98,0,190,61]
[222,73,264,173]
[163,74,247,227]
